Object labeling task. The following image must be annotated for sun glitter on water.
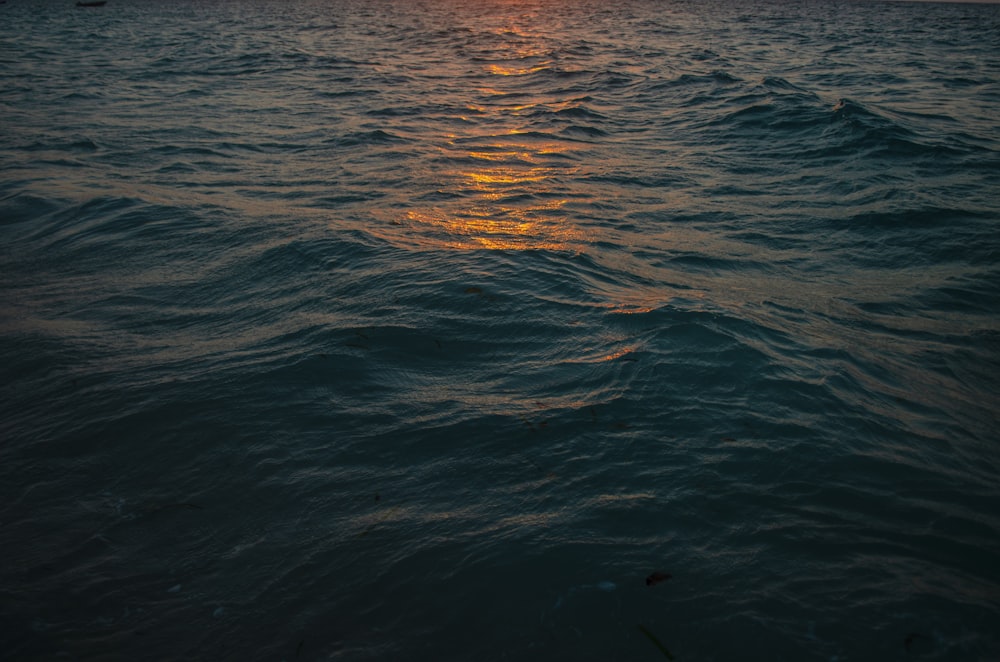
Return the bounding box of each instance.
[364,16,594,252]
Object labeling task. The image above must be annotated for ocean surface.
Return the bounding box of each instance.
[2,0,999,659]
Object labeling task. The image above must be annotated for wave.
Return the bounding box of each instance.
[324,129,410,147]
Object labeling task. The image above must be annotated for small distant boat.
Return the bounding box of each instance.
[76,1,107,6]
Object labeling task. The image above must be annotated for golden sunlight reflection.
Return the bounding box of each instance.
[396,134,584,251]
[367,21,595,252]
[487,62,550,77]
[597,345,640,362]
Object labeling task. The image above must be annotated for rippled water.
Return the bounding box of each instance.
[2,0,999,659]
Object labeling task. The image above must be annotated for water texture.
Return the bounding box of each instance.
[1,0,999,659]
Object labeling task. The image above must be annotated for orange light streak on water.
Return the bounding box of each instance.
[391,127,584,251]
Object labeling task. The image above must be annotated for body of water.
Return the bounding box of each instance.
[1,0,999,659]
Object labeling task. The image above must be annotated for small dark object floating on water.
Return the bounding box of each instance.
[646,571,672,586]
[76,1,107,6]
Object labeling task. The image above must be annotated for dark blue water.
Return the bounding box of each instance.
[2,0,999,659]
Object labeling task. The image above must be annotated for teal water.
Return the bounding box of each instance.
[1,0,999,659]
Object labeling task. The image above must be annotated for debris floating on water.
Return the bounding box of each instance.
[646,572,672,587]
[638,624,675,660]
